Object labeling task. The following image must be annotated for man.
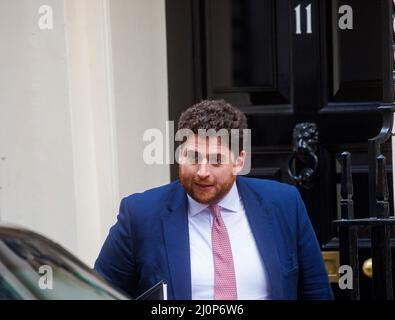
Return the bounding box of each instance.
[94,100,333,300]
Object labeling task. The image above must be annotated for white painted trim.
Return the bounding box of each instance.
[90,0,120,240]
[63,0,101,266]
[101,0,120,230]
[63,0,120,266]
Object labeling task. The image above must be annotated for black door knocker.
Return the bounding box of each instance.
[287,122,319,189]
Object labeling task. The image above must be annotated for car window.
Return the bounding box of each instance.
[0,234,129,300]
[0,258,36,300]
[0,274,22,300]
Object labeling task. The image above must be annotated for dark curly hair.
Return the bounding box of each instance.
[177,99,248,154]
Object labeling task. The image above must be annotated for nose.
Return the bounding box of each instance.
[197,162,210,179]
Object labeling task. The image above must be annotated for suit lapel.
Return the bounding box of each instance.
[236,177,283,299]
[161,182,192,299]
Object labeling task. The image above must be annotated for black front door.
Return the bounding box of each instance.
[166,0,395,299]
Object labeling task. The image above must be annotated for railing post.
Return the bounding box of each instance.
[371,154,393,299]
[339,152,360,300]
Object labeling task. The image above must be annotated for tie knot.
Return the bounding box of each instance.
[209,204,221,218]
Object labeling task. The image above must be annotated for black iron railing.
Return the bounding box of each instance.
[333,104,395,300]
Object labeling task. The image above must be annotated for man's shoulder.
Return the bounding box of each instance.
[237,176,301,211]
[121,180,182,208]
[237,176,297,197]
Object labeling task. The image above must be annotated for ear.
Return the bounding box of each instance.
[232,150,246,175]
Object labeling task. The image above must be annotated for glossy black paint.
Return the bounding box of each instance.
[166,0,395,299]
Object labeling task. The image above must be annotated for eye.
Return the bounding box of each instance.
[186,151,201,164]
[209,154,223,166]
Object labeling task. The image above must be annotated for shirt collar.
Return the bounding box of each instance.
[187,182,241,217]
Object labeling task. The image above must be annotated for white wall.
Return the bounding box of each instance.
[109,0,170,198]
[0,0,170,266]
[0,0,78,252]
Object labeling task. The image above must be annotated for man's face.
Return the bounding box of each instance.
[178,134,246,204]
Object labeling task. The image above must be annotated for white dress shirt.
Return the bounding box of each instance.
[187,182,271,300]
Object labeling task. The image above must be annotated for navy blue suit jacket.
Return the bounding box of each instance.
[94,177,333,299]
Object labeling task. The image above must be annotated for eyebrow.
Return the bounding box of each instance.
[186,150,227,157]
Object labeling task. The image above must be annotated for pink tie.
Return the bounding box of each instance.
[209,204,238,300]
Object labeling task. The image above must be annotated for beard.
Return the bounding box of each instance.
[179,167,236,205]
